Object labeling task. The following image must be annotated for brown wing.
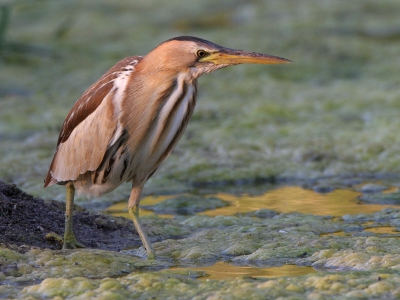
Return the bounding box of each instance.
[44,56,142,187]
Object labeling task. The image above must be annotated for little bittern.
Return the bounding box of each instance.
[44,36,290,259]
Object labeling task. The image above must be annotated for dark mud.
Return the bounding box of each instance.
[0,180,142,252]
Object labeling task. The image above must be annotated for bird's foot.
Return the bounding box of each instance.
[146,250,156,260]
[62,234,86,250]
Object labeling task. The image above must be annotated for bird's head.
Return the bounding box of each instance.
[141,36,291,79]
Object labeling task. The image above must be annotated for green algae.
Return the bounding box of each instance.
[3,206,400,298]
[5,184,400,298]
[360,188,400,205]
[0,248,26,262]
[15,269,400,299]
[0,248,165,286]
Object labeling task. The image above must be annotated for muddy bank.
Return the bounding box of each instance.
[0,180,145,251]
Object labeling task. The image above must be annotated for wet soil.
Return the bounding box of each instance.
[0,180,141,252]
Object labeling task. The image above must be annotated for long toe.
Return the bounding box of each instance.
[62,238,86,250]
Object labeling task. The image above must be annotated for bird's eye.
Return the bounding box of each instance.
[196,50,208,58]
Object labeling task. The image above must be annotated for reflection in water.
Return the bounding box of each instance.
[107,195,174,218]
[320,231,348,237]
[106,185,400,280]
[172,262,317,280]
[364,226,398,234]
[202,187,398,217]
[322,226,400,237]
[107,186,400,218]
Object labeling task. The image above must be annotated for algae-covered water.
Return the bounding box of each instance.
[3,182,400,298]
[2,0,400,298]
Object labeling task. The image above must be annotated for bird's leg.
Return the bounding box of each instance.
[128,186,156,260]
[62,183,85,250]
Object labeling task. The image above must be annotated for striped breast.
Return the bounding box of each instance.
[77,71,198,196]
[131,73,197,182]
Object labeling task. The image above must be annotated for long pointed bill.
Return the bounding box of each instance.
[201,48,291,65]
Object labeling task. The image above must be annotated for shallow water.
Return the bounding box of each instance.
[106,184,400,280]
[107,185,400,219]
[363,226,398,234]
[172,262,317,280]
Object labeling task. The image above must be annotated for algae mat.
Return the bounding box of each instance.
[2,181,400,298]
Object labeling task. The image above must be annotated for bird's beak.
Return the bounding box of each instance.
[201,48,291,65]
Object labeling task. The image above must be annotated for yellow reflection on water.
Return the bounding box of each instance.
[320,231,347,237]
[364,226,398,234]
[321,226,400,237]
[201,186,399,217]
[106,186,400,219]
[383,186,399,194]
[172,262,316,280]
[106,195,174,219]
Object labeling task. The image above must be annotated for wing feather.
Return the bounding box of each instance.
[44,56,142,187]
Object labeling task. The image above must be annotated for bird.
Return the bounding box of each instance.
[44,36,291,259]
